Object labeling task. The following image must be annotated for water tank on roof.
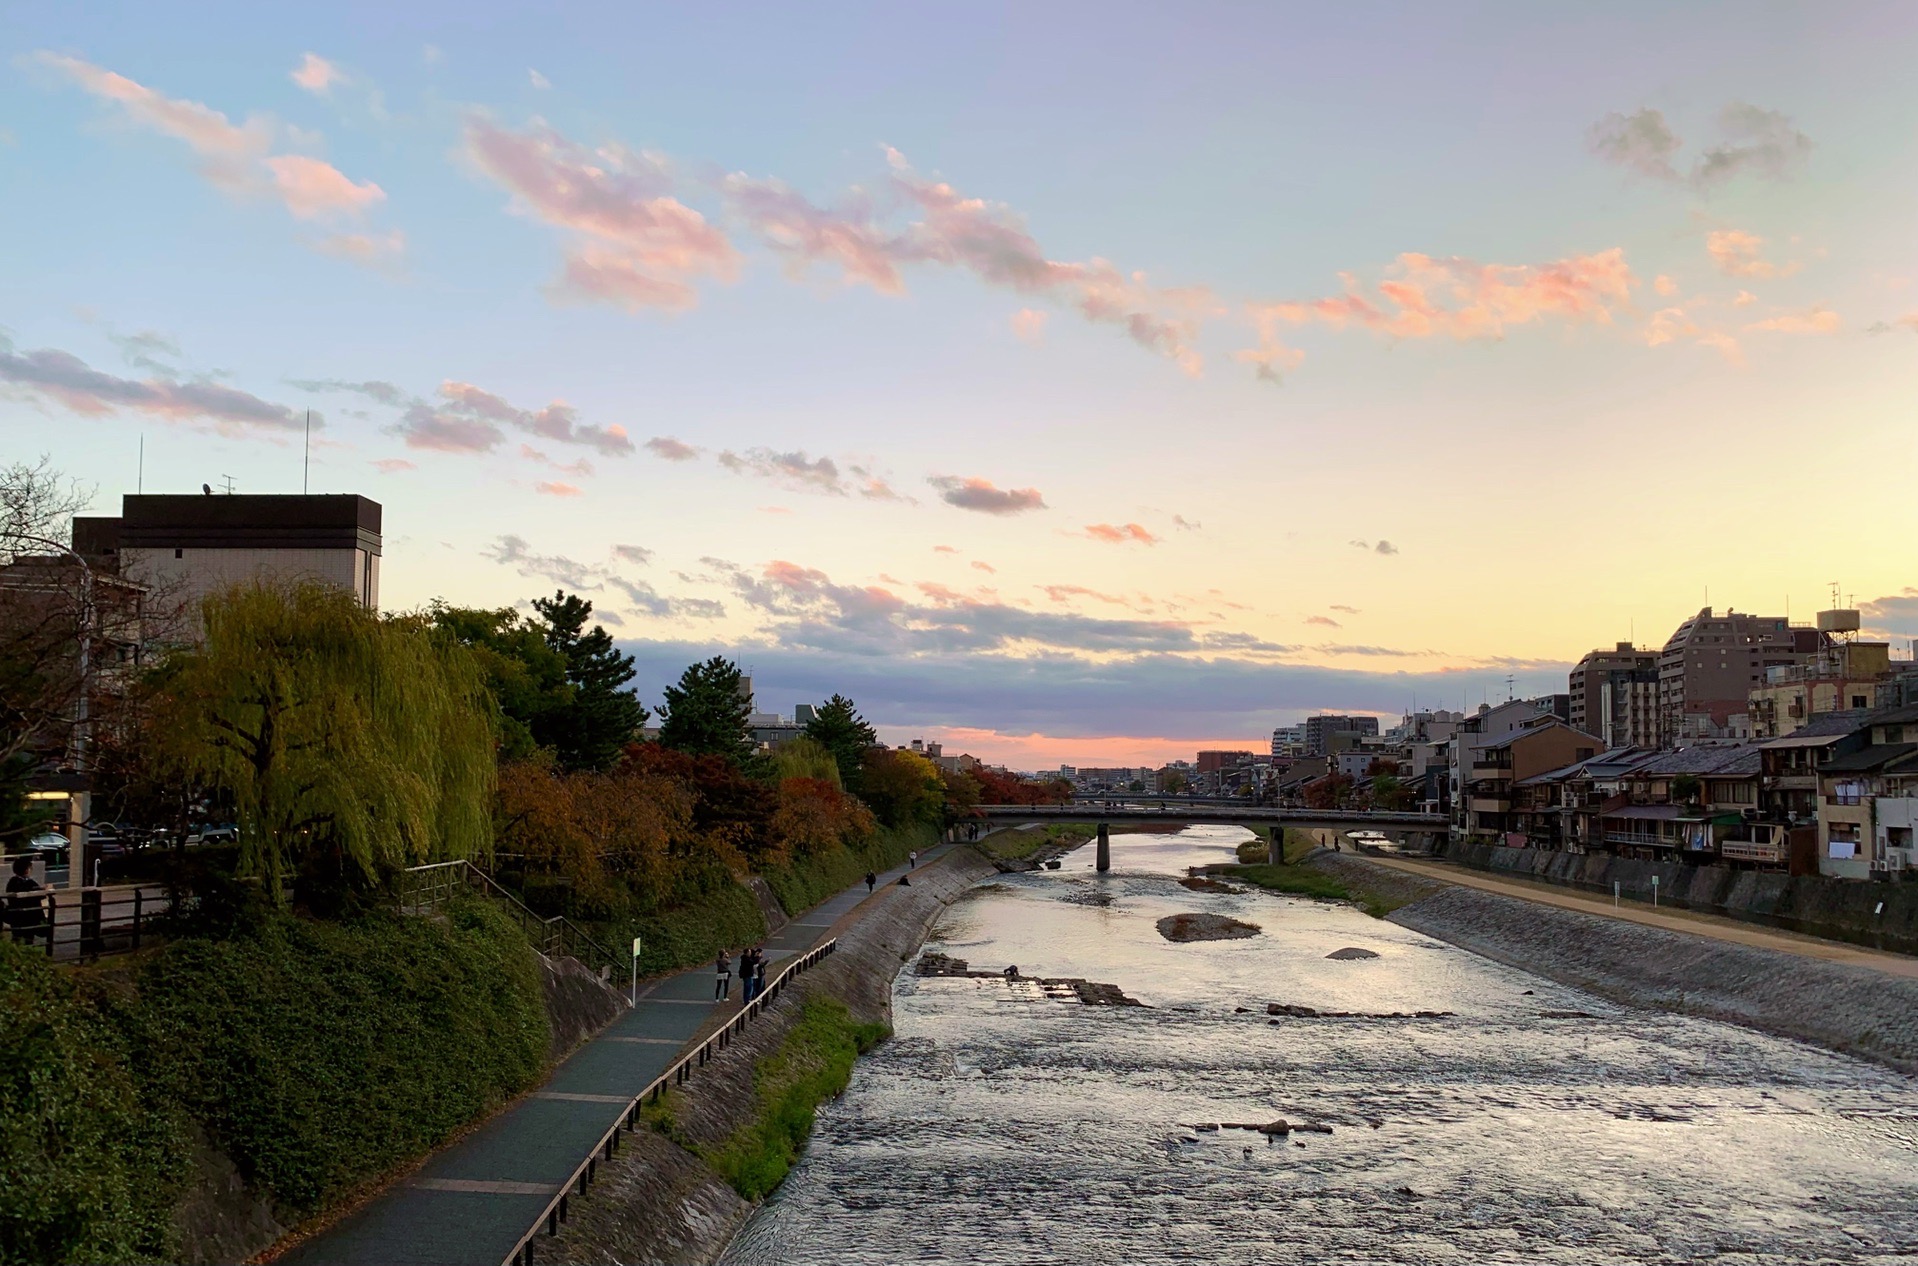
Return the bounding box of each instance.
[1817,609,1861,634]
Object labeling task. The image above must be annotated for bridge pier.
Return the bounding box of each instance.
[1096,822,1110,872]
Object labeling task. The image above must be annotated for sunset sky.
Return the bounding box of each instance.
[3,2,1915,767]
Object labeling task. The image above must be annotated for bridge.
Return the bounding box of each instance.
[969,802,1448,870]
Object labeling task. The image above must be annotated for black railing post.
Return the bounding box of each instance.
[132,889,142,949]
[80,888,103,960]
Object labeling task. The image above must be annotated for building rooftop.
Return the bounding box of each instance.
[1819,743,1918,775]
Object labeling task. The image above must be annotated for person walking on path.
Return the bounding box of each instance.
[864,871,877,894]
[715,948,733,1001]
[741,947,761,1002]
[909,849,918,868]
[6,856,49,947]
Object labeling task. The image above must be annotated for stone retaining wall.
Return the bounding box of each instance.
[1438,840,1918,954]
[542,846,1000,1266]
[1311,850,1918,1075]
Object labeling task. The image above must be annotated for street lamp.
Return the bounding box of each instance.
[1,533,95,888]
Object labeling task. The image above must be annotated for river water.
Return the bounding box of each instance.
[722,827,1918,1264]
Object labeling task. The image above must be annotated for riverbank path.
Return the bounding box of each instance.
[279,841,959,1266]
[1359,853,1918,981]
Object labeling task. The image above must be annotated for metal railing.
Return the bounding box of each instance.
[500,938,841,1266]
[399,860,624,981]
[3,883,164,961]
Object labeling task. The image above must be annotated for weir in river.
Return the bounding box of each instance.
[721,825,1918,1265]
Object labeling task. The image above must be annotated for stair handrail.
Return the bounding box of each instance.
[399,859,625,980]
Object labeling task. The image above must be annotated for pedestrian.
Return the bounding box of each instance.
[753,955,768,1000]
[865,871,876,894]
[743,947,762,1001]
[6,856,48,947]
[715,948,733,1001]
[909,849,919,868]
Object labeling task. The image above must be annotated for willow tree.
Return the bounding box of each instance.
[156,583,496,903]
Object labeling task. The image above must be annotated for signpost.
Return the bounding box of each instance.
[1650,874,1659,909]
[631,936,642,1006]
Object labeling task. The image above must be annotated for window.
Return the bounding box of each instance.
[1851,695,1868,708]
[1832,780,1866,807]
[174,548,183,559]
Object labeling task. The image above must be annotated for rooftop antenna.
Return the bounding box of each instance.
[137,434,144,495]
[218,474,236,495]
[303,410,312,494]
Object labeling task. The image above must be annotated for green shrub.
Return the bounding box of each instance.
[0,942,185,1265]
[110,899,549,1218]
[763,823,934,916]
[626,880,767,977]
[703,997,888,1200]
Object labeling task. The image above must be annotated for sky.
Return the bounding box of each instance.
[3,1,1916,768]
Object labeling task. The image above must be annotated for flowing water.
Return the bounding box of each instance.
[721,827,1918,1264]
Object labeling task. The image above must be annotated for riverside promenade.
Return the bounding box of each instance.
[281,842,955,1266]
[1360,852,1918,980]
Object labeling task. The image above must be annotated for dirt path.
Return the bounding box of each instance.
[1360,853,1918,981]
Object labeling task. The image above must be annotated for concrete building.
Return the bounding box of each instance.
[73,493,381,633]
[1748,641,1892,739]
[1270,725,1305,758]
[1569,641,1660,749]
[1303,714,1379,757]
[1196,750,1254,774]
[1447,699,1562,839]
[1656,607,1820,743]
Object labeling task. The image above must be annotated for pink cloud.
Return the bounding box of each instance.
[316,230,406,265]
[932,544,958,553]
[1706,229,1795,279]
[264,154,384,219]
[464,117,739,311]
[518,443,592,477]
[1249,249,1635,345]
[1733,289,1758,306]
[1010,307,1048,344]
[1654,274,1680,296]
[719,173,907,292]
[370,457,415,473]
[535,481,583,497]
[1744,305,1841,335]
[440,380,632,454]
[759,505,793,515]
[645,435,699,461]
[1084,522,1158,546]
[971,560,996,574]
[291,53,341,95]
[929,475,1046,515]
[39,52,391,249]
[915,581,966,605]
[1304,615,1341,627]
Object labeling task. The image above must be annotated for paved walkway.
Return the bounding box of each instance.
[1362,853,1918,980]
[282,842,956,1266]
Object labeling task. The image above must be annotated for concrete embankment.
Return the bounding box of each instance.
[1308,849,1918,1074]
[540,846,999,1265]
[1439,840,1918,954]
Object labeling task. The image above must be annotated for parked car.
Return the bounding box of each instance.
[25,832,69,863]
[190,823,240,845]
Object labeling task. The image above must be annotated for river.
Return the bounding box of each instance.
[721,826,1918,1264]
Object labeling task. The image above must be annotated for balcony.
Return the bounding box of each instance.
[1719,839,1785,864]
[1603,831,1672,848]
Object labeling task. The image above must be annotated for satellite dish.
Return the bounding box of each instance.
[202,483,213,496]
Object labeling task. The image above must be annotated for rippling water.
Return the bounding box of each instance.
[722,827,1918,1265]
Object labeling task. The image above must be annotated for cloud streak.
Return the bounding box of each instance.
[0,333,304,433]
[929,475,1046,515]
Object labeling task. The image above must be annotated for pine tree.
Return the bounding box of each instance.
[658,656,755,765]
[802,694,877,788]
[531,592,648,772]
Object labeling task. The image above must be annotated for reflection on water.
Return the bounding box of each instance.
[722,827,1918,1264]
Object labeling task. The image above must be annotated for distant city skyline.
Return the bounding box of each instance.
[4,3,1915,766]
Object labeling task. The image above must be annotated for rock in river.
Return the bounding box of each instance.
[1325,947,1380,960]
[1156,913,1261,943]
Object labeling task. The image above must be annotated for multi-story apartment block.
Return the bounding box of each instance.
[1569,642,1661,748]
[1302,714,1378,757]
[1270,725,1305,758]
[1656,607,1820,742]
[1460,719,1601,842]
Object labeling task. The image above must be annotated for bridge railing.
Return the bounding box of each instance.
[498,938,841,1266]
